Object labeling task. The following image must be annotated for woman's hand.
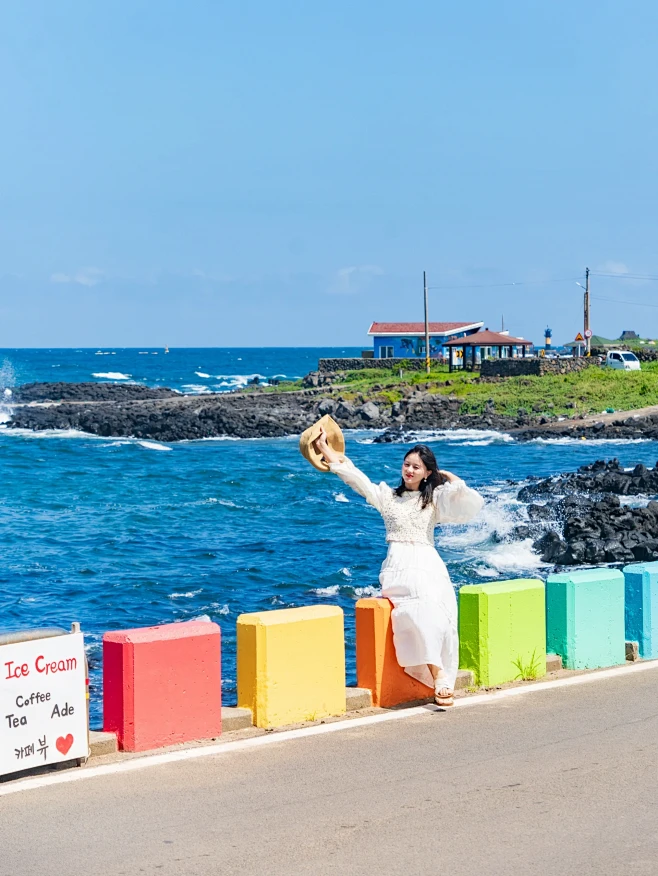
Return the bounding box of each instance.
[313,425,343,465]
[438,469,460,484]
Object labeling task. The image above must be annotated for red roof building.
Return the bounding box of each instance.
[367,320,484,360]
[368,321,483,337]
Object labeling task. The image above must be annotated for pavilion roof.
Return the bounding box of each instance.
[444,329,533,347]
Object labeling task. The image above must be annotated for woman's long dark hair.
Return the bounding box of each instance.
[394,444,447,509]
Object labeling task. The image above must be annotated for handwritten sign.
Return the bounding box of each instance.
[0,633,88,777]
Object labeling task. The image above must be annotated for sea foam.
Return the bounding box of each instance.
[92,372,131,380]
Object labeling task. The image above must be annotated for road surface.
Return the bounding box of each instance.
[2,669,657,876]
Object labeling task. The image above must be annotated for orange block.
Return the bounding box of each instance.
[356,598,433,707]
[103,621,222,752]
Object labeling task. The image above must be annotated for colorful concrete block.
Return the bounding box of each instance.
[546,568,625,669]
[623,561,658,659]
[459,579,546,686]
[237,605,345,729]
[355,597,432,706]
[103,621,221,751]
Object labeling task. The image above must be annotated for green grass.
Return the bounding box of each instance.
[513,650,543,681]
[258,361,658,418]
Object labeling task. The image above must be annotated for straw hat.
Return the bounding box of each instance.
[299,414,345,472]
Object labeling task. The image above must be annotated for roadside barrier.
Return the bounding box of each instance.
[546,569,625,669]
[7,557,658,778]
[458,579,546,686]
[237,605,345,729]
[103,620,222,751]
[623,561,658,659]
[355,598,432,706]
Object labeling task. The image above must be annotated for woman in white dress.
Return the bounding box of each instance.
[314,428,483,707]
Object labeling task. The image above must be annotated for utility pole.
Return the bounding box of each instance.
[423,271,430,374]
[584,266,591,356]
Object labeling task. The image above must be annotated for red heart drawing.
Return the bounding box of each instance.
[56,734,74,756]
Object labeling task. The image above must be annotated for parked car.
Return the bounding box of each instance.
[604,350,641,371]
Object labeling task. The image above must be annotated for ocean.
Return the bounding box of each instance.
[1,347,657,727]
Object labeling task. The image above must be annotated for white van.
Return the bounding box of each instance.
[605,350,641,371]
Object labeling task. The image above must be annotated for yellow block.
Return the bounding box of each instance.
[237,605,346,729]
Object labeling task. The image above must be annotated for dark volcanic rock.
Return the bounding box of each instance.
[525,461,658,566]
[13,382,179,402]
[515,413,658,442]
[518,458,658,502]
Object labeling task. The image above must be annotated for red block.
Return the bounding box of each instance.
[103,621,222,752]
[356,598,432,707]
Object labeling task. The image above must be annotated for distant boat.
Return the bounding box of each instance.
[164,346,169,354]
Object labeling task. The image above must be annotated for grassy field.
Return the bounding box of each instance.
[270,361,658,418]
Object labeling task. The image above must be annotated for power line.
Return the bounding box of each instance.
[427,277,579,291]
[591,272,658,281]
[592,295,658,309]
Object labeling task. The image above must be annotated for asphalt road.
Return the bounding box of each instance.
[2,671,658,876]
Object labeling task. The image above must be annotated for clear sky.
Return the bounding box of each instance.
[1,1,657,348]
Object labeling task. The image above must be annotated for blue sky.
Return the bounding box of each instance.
[1,1,657,347]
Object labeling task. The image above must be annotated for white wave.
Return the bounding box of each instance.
[93,372,131,380]
[353,585,380,598]
[473,567,501,578]
[334,492,349,503]
[413,428,515,445]
[311,585,340,596]
[169,590,202,599]
[438,488,520,550]
[0,427,93,440]
[530,436,652,445]
[214,373,267,388]
[195,372,211,378]
[138,440,172,451]
[340,567,352,578]
[181,384,214,394]
[483,539,547,572]
[218,604,230,615]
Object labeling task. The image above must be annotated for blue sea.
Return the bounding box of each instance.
[1,348,657,727]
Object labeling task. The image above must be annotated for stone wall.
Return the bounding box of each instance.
[318,357,429,373]
[480,358,599,377]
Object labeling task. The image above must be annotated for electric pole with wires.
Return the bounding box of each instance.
[423,271,430,374]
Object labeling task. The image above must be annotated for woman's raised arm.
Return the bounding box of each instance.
[314,426,388,512]
[433,474,484,524]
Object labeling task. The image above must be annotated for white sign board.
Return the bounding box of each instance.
[0,633,88,777]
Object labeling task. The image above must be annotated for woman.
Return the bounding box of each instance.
[314,428,483,707]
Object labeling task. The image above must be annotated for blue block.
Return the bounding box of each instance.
[623,561,658,659]
[546,568,625,669]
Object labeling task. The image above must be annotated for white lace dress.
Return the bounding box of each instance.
[330,457,484,690]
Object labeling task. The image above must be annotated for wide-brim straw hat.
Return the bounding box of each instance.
[299,414,345,472]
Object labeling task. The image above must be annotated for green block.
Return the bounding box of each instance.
[458,579,546,687]
[546,568,625,669]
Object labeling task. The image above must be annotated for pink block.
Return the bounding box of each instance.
[103,621,222,752]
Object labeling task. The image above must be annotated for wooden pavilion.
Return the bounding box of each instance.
[444,329,534,372]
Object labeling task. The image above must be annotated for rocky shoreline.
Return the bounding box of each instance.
[5,380,658,443]
[514,459,658,566]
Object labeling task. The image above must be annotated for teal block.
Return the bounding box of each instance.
[623,561,658,659]
[546,568,625,669]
